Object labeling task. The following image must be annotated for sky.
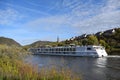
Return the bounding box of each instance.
[0,0,120,45]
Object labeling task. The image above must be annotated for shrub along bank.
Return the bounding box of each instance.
[0,45,80,80]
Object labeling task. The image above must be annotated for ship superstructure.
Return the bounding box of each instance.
[29,45,108,57]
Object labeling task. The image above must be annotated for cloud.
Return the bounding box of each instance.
[25,15,69,32]
[73,10,120,34]
[25,0,120,35]
[65,0,120,32]
[0,1,50,16]
[70,0,120,34]
[101,0,120,13]
[24,0,60,12]
[0,8,23,25]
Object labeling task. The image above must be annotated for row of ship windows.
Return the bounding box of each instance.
[36,48,76,52]
[30,47,100,52]
[38,52,76,54]
[37,52,97,54]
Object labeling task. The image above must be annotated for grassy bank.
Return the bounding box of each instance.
[0,45,80,80]
[107,48,120,55]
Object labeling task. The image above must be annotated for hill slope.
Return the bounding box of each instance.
[63,28,120,55]
[27,41,54,48]
[0,37,21,47]
[69,28,120,47]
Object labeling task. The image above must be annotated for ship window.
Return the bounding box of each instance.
[41,49,43,51]
[73,48,75,51]
[56,48,58,51]
[51,49,53,51]
[70,48,72,51]
[59,48,61,51]
[61,48,63,51]
[72,52,75,54]
[67,48,69,51]
[93,52,97,54]
[87,47,92,50]
[64,48,66,51]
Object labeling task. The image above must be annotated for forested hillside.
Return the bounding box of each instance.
[0,37,21,47]
[62,28,120,55]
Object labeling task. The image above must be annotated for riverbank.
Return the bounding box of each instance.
[107,48,120,55]
[0,45,80,80]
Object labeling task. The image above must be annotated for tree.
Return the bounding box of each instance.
[87,35,99,45]
[82,39,88,45]
[72,40,79,45]
[99,39,110,49]
[65,40,70,45]
[57,42,65,46]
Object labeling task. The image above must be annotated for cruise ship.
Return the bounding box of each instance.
[29,45,108,57]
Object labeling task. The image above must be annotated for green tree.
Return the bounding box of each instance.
[82,39,88,45]
[99,39,110,49]
[87,35,99,45]
[72,40,79,45]
[57,42,65,46]
[99,40,106,46]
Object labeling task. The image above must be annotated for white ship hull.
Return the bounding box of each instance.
[29,45,108,57]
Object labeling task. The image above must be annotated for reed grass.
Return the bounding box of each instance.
[0,45,80,80]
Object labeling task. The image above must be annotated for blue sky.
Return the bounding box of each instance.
[0,0,120,45]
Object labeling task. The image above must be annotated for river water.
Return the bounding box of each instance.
[25,55,120,80]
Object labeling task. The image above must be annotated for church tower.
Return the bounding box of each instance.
[57,36,59,43]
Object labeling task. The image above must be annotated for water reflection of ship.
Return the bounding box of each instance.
[96,58,107,68]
